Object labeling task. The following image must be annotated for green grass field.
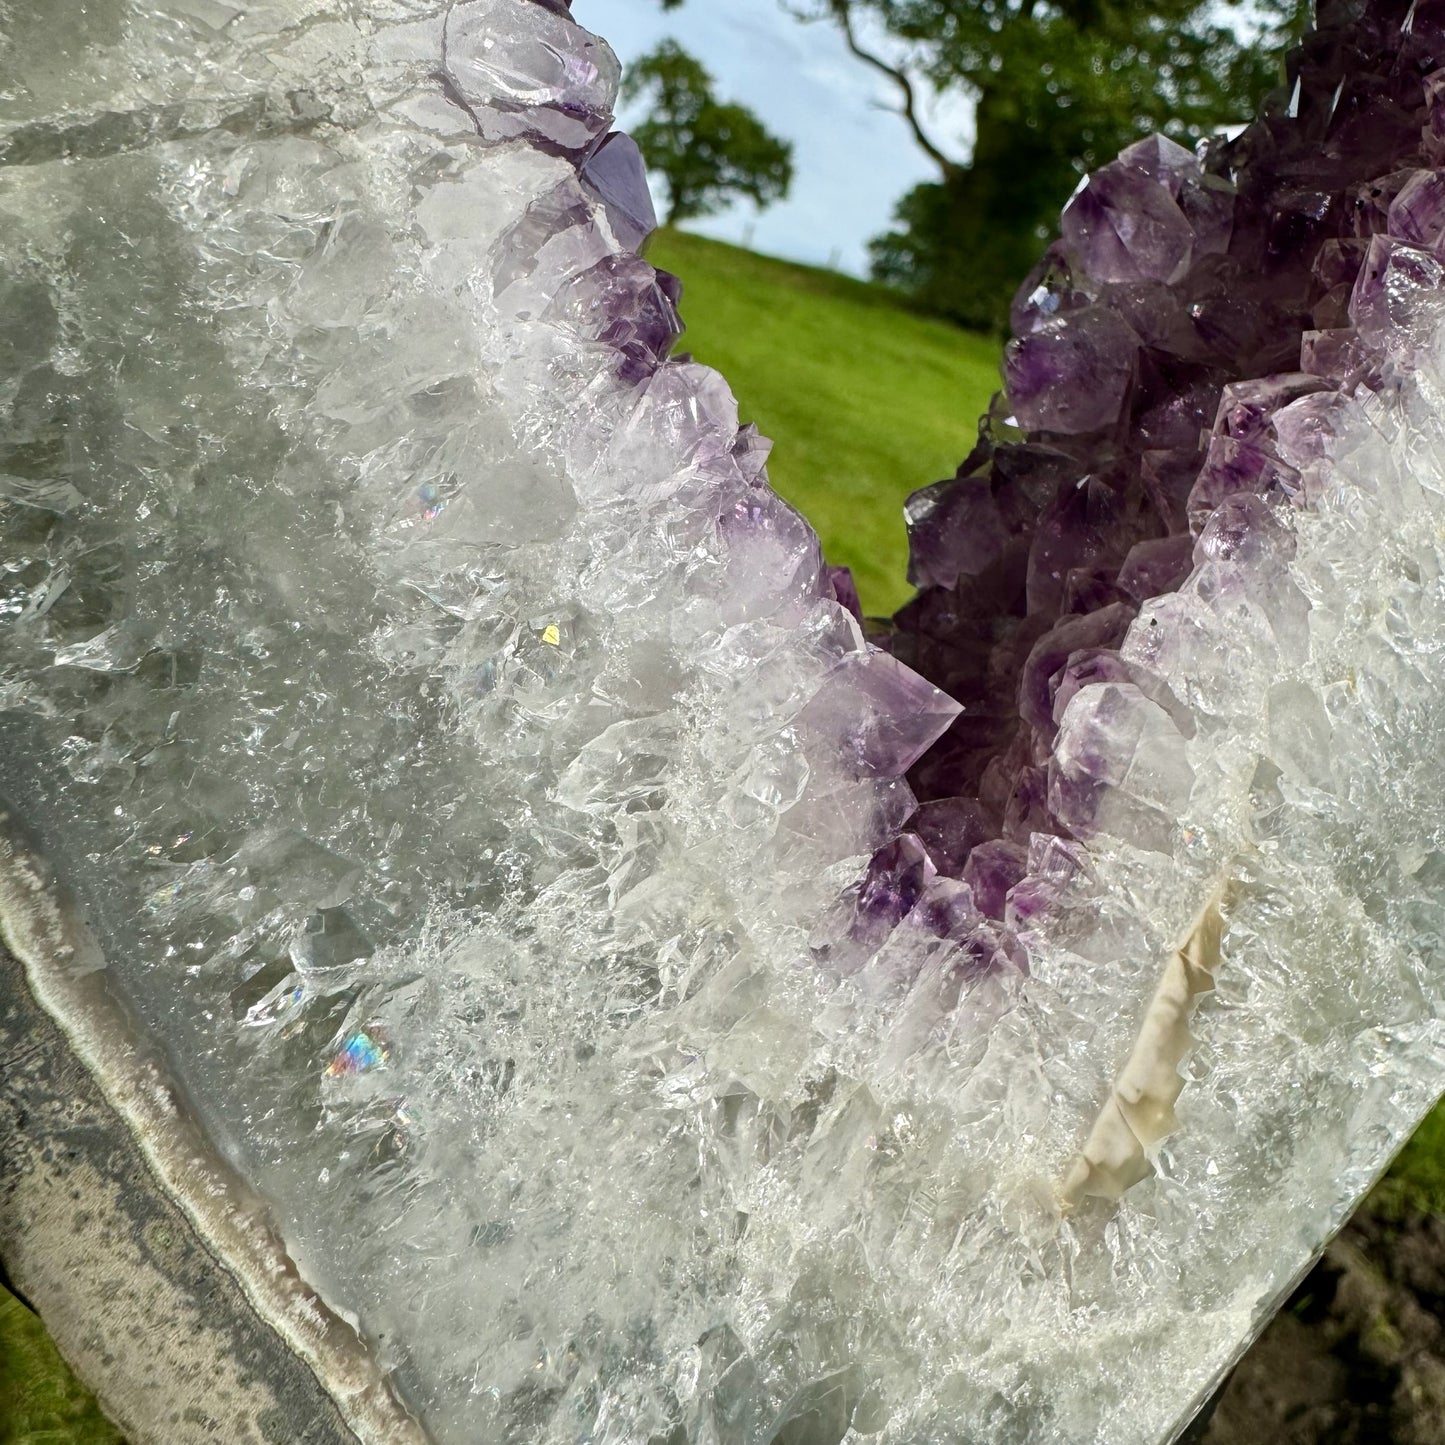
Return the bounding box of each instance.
[0,1287,122,1444]
[646,228,1002,616]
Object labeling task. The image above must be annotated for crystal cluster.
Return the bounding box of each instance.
[863,0,1445,994]
[5,2,1445,1444]
[0,0,954,1437]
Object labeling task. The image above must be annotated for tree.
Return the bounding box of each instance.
[621,40,795,226]
[826,0,1304,328]
[660,0,1303,328]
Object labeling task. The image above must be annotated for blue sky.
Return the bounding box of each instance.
[575,0,971,276]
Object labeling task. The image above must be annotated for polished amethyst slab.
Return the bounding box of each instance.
[10,1,1445,1442]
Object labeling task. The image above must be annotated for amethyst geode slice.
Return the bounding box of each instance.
[855,0,1445,1033]
[6,2,1445,1444]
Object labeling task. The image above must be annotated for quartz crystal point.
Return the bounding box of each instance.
[6,2,1445,1444]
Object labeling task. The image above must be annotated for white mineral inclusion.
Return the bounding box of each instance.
[4,3,1445,1444]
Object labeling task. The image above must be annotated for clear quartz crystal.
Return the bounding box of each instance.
[5,4,1445,1445]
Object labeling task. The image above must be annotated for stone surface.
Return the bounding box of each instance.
[0,933,366,1445]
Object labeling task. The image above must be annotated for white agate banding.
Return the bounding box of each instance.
[1061,888,1229,1208]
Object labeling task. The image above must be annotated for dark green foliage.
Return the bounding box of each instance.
[1372,1099,1445,1217]
[844,0,1307,329]
[658,0,1307,329]
[621,41,794,225]
[867,111,1079,332]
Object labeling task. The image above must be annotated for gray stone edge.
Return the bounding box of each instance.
[0,808,429,1445]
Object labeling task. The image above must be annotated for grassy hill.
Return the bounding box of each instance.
[646,229,1002,616]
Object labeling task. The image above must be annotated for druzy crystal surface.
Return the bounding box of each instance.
[869,0,1445,1024]
[6,1,1445,1443]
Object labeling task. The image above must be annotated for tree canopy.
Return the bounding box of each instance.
[656,0,1306,327]
[621,40,795,226]
[805,0,1301,171]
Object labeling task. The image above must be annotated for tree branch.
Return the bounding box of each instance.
[824,0,965,180]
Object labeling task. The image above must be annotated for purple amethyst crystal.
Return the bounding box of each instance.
[961,839,1027,921]
[797,650,961,780]
[441,0,619,151]
[1017,603,1135,737]
[902,473,1012,590]
[827,833,938,970]
[1116,533,1194,600]
[906,796,998,873]
[1060,142,1202,286]
[825,564,865,622]
[845,0,1445,975]
[1004,307,1139,434]
[1195,490,1298,566]
[1350,233,1445,340]
[581,132,658,252]
[545,251,682,380]
[1385,166,1445,244]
